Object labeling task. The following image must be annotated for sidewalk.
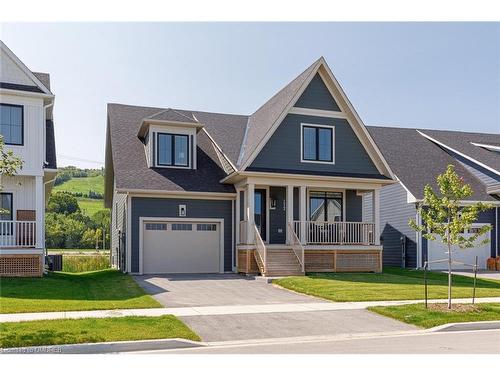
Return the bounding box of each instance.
[2,297,500,323]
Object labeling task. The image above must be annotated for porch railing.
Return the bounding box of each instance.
[288,222,305,272]
[292,221,375,245]
[254,224,267,273]
[0,220,37,248]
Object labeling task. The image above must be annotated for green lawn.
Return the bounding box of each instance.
[368,303,500,328]
[274,267,500,302]
[0,315,200,348]
[77,198,104,216]
[0,270,161,313]
[53,175,104,195]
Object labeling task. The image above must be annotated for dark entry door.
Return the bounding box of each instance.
[254,189,267,241]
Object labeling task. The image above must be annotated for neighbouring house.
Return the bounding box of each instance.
[0,41,57,277]
[366,126,499,270]
[105,57,397,276]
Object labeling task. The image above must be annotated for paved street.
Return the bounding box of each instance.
[137,329,500,354]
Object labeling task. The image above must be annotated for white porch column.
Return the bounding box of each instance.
[286,185,294,244]
[373,188,381,245]
[235,189,240,246]
[246,183,255,244]
[299,186,307,244]
[35,176,44,249]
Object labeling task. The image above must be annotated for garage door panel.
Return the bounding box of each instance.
[428,228,490,270]
[143,221,221,274]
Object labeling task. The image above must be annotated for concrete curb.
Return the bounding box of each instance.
[428,320,500,333]
[0,338,204,354]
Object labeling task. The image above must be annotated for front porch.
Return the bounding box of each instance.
[235,179,382,276]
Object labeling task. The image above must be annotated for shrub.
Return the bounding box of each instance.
[62,255,110,273]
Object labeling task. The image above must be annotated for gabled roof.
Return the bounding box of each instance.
[0,41,52,95]
[146,108,198,123]
[237,58,321,167]
[368,126,500,202]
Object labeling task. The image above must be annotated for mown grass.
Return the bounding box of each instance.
[77,198,104,216]
[53,175,104,195]
[62,255,110,273]
[368,303,500,328]
[0,315,200,348]
[0,270,161,313]
[274,267,500,302]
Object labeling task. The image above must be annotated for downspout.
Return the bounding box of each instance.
[42,101,54,261]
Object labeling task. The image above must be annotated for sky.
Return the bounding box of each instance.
[0,22,499,169]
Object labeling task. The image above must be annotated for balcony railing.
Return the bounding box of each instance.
[292,221,375,245]
[0,220,37,248]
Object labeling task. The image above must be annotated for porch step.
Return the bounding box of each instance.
[254,248,305,277]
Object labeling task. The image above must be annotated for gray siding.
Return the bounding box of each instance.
[269,187,286,244]
[380,183,418,268]
[130,197,233,273]
[249,114,380,176]
[362,193,373,222]
[294,73,341,111]
[111,191,127,269]
[346,190,362,222]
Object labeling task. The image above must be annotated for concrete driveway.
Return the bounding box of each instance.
[451,271,500,281]
[133,273,325,307]
[134,274,416,342]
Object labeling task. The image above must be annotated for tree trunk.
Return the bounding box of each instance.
[447,241,452,309]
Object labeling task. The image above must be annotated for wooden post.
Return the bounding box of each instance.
[286,185,294,244]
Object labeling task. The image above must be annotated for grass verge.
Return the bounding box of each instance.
[368,303,500,328]
[0,269,161,314]
[0,315,200,348]
[273,267,500,302]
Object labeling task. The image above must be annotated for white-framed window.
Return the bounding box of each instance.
[300,123,335,164]
[156,132,190,168]
[0,104,23,146]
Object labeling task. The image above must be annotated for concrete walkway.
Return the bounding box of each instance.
[2,297,500,323]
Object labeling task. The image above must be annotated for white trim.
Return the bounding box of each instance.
[138,216,225,275]
[470,142,500,152]
[0,41,52,95]
[395,177,418,204]
[126,194,132,273]
[231,199,235,272]
[300,123,335,165]
[418,130,500,176]
[118,189,237,200]
[0,248,44,255]
[153,131,192,170]
[201,127,237,172]
[289,107,347,119]
[306,188,346,222]
[0,88,54,99]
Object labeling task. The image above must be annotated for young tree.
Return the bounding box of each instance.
[409,165,492,309]
[0,135,23,215]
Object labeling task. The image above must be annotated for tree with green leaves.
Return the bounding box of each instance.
[0,135,23,215]
[409,164,492,309]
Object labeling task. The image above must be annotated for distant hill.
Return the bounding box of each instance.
[53,175,104,196]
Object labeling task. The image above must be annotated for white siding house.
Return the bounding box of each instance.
[0,41,57,276]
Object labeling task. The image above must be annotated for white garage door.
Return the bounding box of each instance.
[428,225,491,270]
[142,221,221,274]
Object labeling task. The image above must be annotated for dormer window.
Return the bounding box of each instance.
[157,132,190,167]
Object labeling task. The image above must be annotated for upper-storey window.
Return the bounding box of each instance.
[301,124,334,163]
[0,104,23,146]
[157,132,189,167]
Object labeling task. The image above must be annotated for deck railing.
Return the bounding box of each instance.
[288,222,305,272]
[0,220,37,248]
[292,221,375,245]
[254,224,267,273]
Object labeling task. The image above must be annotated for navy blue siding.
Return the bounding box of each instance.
[294,73,341,111]
[380,183,418,268]
[239,191,244,221]
[130,197,233,273]
[249,114,380,176]
[269,187,286,244]
[346,190,362,222]
[293,187,299,221]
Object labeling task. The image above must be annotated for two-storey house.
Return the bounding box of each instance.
[105,57,396,276]
[0,41,57,277]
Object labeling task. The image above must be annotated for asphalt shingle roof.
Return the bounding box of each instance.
[367,126,499,202]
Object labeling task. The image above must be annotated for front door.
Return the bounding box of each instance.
[254,189,267,241]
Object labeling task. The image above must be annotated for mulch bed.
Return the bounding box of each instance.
[428,303,481,313]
